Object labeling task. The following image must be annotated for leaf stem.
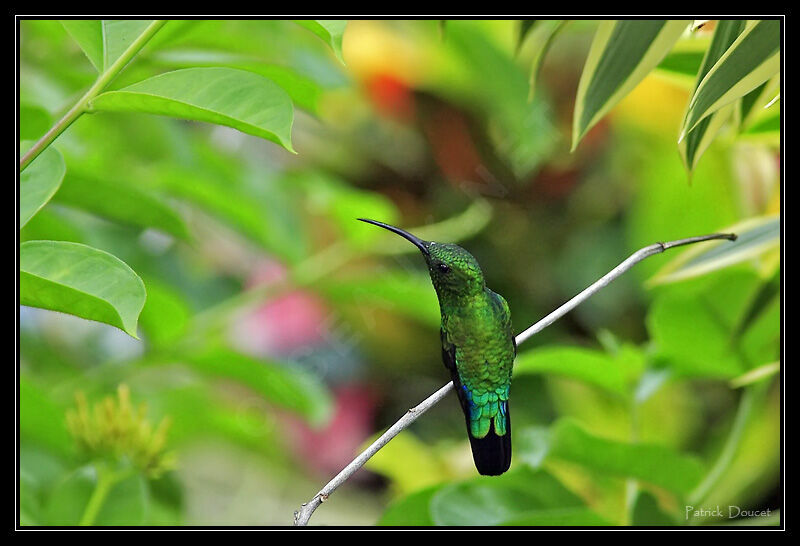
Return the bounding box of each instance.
[78,465,120,526]
[19,20,167,172]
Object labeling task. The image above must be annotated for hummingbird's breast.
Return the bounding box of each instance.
[441,290,515,393]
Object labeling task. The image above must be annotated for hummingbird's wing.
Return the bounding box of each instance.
[441,328,458,374]
[487,289,516,356]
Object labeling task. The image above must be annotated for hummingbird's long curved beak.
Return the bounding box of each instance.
[358,218,430,257]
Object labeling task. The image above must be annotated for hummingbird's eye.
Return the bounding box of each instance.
[437,263,451,274]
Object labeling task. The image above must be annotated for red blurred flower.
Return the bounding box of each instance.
[365,73,416,122]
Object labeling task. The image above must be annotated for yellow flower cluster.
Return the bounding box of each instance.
[66,384,175,478]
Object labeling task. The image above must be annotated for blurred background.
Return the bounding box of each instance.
[19,19,780,526]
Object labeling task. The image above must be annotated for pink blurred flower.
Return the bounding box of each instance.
[232,260,330,357]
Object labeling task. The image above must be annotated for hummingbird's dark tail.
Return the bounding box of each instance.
[452,378,512,476]
[466,409,512,476]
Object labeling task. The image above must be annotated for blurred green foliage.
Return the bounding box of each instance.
[18,19,780,527]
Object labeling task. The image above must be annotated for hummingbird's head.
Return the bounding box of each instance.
[358,219,485,298]
[425,241,485,297]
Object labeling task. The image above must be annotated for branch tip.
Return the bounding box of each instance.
[661,232,739,251]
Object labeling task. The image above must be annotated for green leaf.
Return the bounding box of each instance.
[317,271,441,328]
[153,166,308,263]
[90,67,295,152]
[20,241,146,338]
[680,20,780,139]
[631,490,677,525]
[694,21,745,78]
[137,278,192,346]
[146,473,184,525]
[649,215,779,285]
[680,103,735,175]
[19,103,53,141]
[745,108,780,135]
[655,49,705,85]
[514,426,552,469]
[61,20,104,71]
[20,207,86,245]
[179,347,332,426]
[365,431,450,496]
[444,21,555,178]
[20,445,69,526]
[548,419,706,496]
[20,142,66,229]
[573,20,688,150]
[389,439,602,528]
[61,20,155,72]
[729,361,779,389]
[514,345,644,395]
[741,107,780,146]
[53,171,190,240]
[429,467,585,526]
[244,64,323,115]
[500,508,612,526]
[738,75,780,130]
[149,386,282,456]
[732,271,779,340]
[377,485,439,526]
[527,20,567,101]
[647,289,746,379]
[294,20,347,63]
[150,50,327,115]
[516,20,538,52]
[20,376,73,457]
[738,289,780,367]
[288,171,399,247]
[45,465,147,525]
[679,20,747,174]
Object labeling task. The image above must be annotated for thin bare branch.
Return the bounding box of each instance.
[293,232,736,526]
[515,233,736,345]
[293,381,454,526]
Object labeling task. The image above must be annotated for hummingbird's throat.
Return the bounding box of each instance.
[432,281,486,312]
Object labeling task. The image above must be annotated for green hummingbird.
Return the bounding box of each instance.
[359,219,516,475]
